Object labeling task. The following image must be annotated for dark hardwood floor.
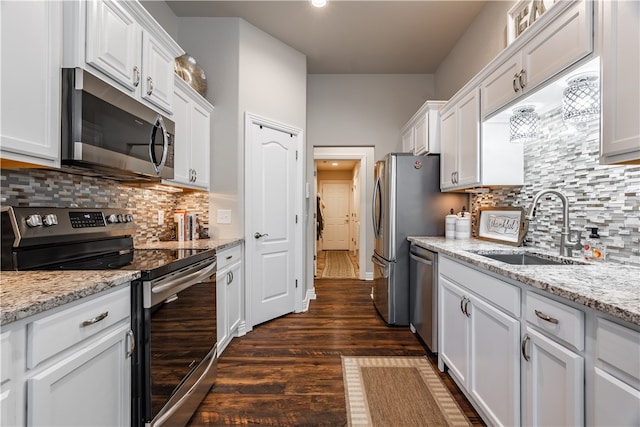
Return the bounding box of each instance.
[187,278,485,426]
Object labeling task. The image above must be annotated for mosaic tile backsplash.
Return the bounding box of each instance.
[0,169,209,246]
[472,106,639,266]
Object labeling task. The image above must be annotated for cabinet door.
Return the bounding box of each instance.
[438,276,469,385]
[189,102,211,190]
[593,367,640,427]
[171,85,192,186]
[521,0,592,93]
[469,296,520,427]
[456,88,480,187]
[599,0,640,164]
[481,55,522,119]
[401,126,414,153]
[0,0,61,167]
[217,266,229,355]
[523,327,584,427]
[27,323,131,427]
[226,261,243,334]
[141,32,174,113]
[412,114,428,155]
[439,107,457,190]
[85,0,140,93]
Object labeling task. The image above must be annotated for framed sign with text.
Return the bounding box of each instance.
[475,207,528,246]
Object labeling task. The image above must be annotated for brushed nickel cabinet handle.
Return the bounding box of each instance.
[535,309,559,324]
[463,298,471,317]
[80,311,109,327]
[147,77,153,96]
[519,69,527,89]
[522,334,531,361]
[126,330,135,358]
[513,73,520,92]
[133,66,140,87]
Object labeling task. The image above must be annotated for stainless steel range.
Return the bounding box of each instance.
[1,206,217,427]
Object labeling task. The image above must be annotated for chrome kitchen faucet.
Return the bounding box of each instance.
[526,189,583,257]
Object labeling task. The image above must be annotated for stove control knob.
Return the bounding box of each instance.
[26,214,43,227]
[117,214,125,223]
[107,214,119,224]
[125,214,134,223]
[42,214,58,226]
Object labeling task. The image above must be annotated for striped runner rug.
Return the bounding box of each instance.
[342,356,472,427]
[322,250,356,279]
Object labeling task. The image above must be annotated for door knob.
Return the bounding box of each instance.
[254,232,269,239]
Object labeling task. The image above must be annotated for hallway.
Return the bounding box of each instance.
[187,279,484,426]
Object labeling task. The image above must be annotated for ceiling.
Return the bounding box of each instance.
[316,159,358,171]
[165,0,488,74]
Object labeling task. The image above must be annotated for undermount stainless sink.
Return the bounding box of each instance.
[470,251,588,266]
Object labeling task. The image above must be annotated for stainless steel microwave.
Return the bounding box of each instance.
[61,68,174,181]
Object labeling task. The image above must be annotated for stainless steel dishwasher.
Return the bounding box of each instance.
[409,243,438,352]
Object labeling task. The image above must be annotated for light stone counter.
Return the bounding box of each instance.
[0,270,140,326]
[0,239,243,326]
[408,237,640,326]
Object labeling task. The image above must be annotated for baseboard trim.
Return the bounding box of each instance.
[365,271,373,281]
[303,287,317,311]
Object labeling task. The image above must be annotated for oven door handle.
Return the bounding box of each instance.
[152,260,217,295]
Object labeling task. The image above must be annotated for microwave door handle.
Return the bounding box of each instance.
[149,115,169,174]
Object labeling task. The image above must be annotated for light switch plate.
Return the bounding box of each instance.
[217,209,232,224]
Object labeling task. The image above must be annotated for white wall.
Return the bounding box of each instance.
[307,74,435,161]
[435,0,516,99]
[140,1,179,40]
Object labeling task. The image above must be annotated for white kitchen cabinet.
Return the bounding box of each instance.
[440,88,480,190]
[64,0,182,114]
[439,258,520,426]
[522,291,585,427]
[2,285,132,427]
[0,0,62,168]
[27,322,131,426]
[165,76,213,190]
[400,100,446,155]
[598,0,640,165]
[217,244,244,355]
[481,0,593,119]
[522,327,584,426]
[592,317,640,426]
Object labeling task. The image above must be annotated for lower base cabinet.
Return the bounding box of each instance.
[0,285,132,426]
[217,243,244,355]
[522,327,584,426]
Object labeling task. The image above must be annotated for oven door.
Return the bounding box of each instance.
[135,257,217,427]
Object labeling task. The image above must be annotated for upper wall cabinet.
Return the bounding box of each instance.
[164,76,213,190]
[401,101,446,155]
[0,0,62,168]
[481,0,593,119]
[63,0,182,114]
[598,0,640,165]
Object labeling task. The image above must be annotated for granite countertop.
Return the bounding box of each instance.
[0,238,244,326]
[0,270,140,326]
[408,237,640,326]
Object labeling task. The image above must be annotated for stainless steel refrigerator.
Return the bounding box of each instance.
[371,153,467,325]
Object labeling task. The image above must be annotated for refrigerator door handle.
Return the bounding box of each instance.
[372,176,382,239]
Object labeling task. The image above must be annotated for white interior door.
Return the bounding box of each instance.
[321,181,350,250]
[249,122,297,327]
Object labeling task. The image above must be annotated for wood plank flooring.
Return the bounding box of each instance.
[187,278,485,426]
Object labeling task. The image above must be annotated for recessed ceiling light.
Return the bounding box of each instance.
[311,0,327,8]
[331,162,339,166]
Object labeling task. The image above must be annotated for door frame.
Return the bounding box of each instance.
[313,147,374,281]
[319,179,352,251]
[244,112,304,331]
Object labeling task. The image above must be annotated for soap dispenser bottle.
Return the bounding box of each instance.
[583,227,606,262]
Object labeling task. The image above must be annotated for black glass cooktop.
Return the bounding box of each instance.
[54,248,216,279]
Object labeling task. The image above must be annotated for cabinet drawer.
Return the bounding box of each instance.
[526,291,584,351]
[27,286,130,369]
[596,318,640,383]
[217,244,242,270]
[439,256,520,317]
